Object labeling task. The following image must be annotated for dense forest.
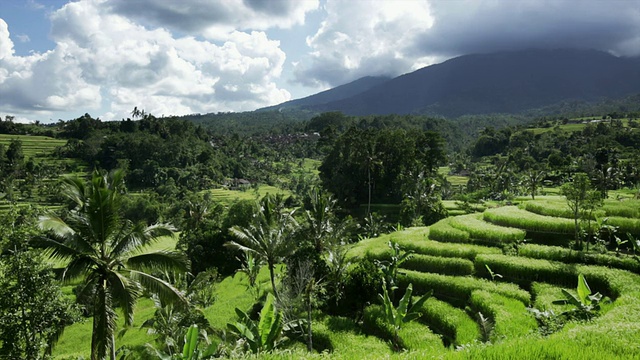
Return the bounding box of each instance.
[0,106,639,359]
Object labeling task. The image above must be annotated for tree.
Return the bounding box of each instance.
[523,167,546,200]
[561,173,602,248]
[301,188,338,253]
[38,170,188,360]
[226,194,298,300]
[0,208,78,359]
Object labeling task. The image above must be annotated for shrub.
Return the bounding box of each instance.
[336,258,382,317]
[401,254,475,276]
[483,206,575,234]
[417,297,480,346]
[399,269,530,307]
[468,290,538,341]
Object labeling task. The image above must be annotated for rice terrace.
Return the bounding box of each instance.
[3,1,640,359]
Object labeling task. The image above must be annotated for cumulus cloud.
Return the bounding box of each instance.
[295,0,640,88]
[1,0,298,121]
[294,0,434,87]
[105,0,319,39]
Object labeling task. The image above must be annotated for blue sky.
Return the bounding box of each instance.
[1,0,639,123]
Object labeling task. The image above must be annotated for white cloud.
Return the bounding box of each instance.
[106,0,319,39]
[294,0,640,88]
[294,0,435,87]
[0,20,14,59]
[16,34,30,43]
[0,0,296,121]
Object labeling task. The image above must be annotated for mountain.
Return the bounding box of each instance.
[258,76,390,111]
[282,49,640,117]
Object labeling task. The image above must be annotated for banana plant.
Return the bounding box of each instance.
[375,241,413,300]
[553,274,603,320]
[378,279,432,351]
[227,293,284,353]
[147,324,218,360]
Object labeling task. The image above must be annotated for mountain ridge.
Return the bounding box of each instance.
[270,48,640,117]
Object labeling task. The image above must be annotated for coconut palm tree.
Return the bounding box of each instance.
[38,170,187,360]
[226,194,298,300]
[303,188,337,253]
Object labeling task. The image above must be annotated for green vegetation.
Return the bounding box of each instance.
[1,108,640,359]
[483,206,575,235]
[468,290,538,341]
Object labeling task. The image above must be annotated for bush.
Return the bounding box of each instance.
[401,254,475,276]
[468,290,538,341]
[417,297,480,346]
[335,258,382,317]
[399,269,530,307]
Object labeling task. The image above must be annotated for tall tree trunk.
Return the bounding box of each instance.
[269,262,279,300]
[92,281,113,360]
[307,300,313,352]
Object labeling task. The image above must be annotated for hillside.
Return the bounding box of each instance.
[259,76,391,111]
[280,49,640,117]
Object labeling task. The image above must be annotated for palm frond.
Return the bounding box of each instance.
[112,222,176,258]
[36,236,86,263]
[127,251,188,273]
[129,270,188,307]
[107,270,141,327]
[110,220,150,257]
[59,175,87,208]
[38,215,76,238]
[62,256,98,283]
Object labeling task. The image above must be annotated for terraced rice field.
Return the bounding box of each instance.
[0,134,66,159]
[53,197,640,358]
[332,197,640,358]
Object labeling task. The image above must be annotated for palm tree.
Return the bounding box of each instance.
[303,188,337,253]
[226,194,298,300]
[38,170,187,360]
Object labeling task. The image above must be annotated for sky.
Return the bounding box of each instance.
[1,0,640,123]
